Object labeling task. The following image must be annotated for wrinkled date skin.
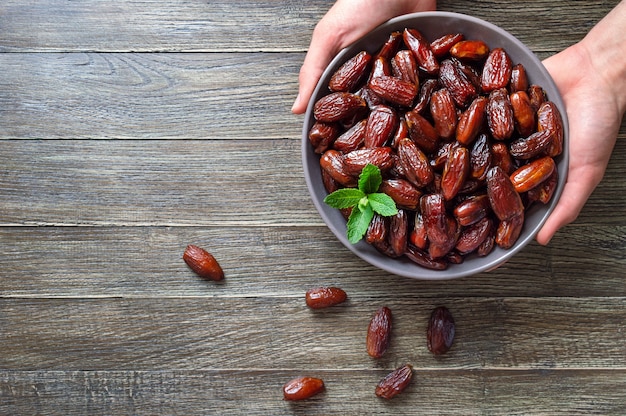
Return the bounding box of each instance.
[439,58,477,108]
[375,364,414,399]
[397,137,434,188]
[427,306,456,355]
[365,105,399,148]
[309,27,564,268]
[366,306,393,358]
[313,92,367,123]
[183,245,225,281]
[487,166,524,221]
[329,50,372,92]
[380,178,422,210]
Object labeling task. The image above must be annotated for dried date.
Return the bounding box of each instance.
[441,146,470,201]
[365,105,399,148]
[481,48,512,92]
[509,155,556,193]
[313,92,367,123]
[450,39,489,61]
[403,28,439,75]
[537,101,565,157]
[427,306,455,355]
[329,50,372,92]
[283,376,325,401]
[431,33,464,58]
[405,109,440,153]
[456,96,487,146]
[397,137,434,188]
[510,90,536,137]
[439,58,477,108]
[369,75,418,107]
[367,306,393,358]
[486,166,524,221]
[380,178,422,210]
[487,88,514,141]
[375,364,413,399]
[305,287,348,309]
[430,88,458,140]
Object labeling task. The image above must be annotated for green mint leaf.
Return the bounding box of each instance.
[357,195,369,212]
[324,188,366,209]
[358,164,382,195]
[367,193,398,217]
[346,203,374,244]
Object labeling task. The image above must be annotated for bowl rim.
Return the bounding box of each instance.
[301,11,569,280]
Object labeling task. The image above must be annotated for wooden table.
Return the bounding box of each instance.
[1,0,624,414]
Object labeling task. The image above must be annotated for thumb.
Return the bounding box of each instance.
[291,26,345,114]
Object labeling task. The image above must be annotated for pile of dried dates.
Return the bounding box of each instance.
[309,28,564,270]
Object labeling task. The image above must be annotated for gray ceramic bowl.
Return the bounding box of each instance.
[302,12,568,280]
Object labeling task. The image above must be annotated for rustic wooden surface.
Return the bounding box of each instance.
[1,0,625,414]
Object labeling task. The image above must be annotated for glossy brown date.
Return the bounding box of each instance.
[509,155,556,193]
[441,146,470,201]
[487,88,514,141]
[183,245,225,281]
[380,178,422,210]
[369,75,418,107]
[403,28,439,75]
[456,96,487,146]
[367,306,393,358]
[487,166,524,221]
[430,88,458,140]
[305,287,348,309]
[375,364,413,399]
[439,58,477,108]
[313,92,367,123]
[283,376,325,401]
[397,137,434,188]
[364,105,398,148]
[481,48,512,92]
[329,50,371,92]
[450,39,489,60]
[427,306,456,355]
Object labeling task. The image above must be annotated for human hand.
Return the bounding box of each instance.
[536,4,626,245]
[291,0,436,114]
[537,48,619,245]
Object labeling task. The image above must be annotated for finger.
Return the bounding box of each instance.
[535,174,597,245]
[291,39,339,114]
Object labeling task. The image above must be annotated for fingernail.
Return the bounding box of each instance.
[291,94,300,113]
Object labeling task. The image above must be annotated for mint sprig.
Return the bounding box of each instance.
[323,164,398,244]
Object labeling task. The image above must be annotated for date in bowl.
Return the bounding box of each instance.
[301,12,568,280]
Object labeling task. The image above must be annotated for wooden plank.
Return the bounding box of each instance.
[1,48,625,143]
[1,297,624,370]
[0,226,624,298]
[0,0,611,53]
[0,53,301,139]
[1,1,623,415]
[0,139,625,226]
[1,369,625,415]
[0,139,316,225]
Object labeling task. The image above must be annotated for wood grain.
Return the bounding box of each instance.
[0,226,624,298]
[0,139,624,225]
[1,0,624,414]
[1,297,625,370]
[0,0,611,53]
[2,370,625,415]
[0,53,299,139]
